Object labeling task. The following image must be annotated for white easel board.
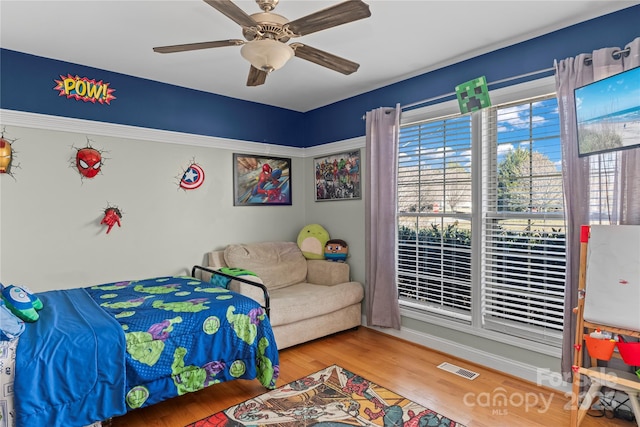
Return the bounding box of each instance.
[583,225,640,331]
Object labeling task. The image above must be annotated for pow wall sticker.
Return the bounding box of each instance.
[455,76,491,114]
[54,74,116,104]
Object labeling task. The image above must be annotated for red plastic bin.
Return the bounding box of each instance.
[583,334,616,361]
[617,337,640,366]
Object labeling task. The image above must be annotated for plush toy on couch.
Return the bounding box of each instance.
[297,224,330,260]
[1,284,43,322]
[324,239,349,262]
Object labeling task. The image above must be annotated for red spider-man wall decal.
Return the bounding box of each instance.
[101,205,122,234]
[72,140,105,180]
[77,147,102,178]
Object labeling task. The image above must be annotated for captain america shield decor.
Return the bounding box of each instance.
[180,163,205,190]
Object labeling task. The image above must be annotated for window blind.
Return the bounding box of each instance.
[482,95,566,343]
[398,115,473,321]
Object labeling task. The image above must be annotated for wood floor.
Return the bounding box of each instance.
[110,327,633,427]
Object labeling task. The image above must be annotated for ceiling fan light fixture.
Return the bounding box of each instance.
[240,39,294,73]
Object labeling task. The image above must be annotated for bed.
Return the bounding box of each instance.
[5,267,279,427]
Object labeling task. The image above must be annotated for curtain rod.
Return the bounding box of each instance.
[361,66,555,120]
[361,46,631,119]
[403,67,555,110]
[398,46,630,110]
[584,46,630,65]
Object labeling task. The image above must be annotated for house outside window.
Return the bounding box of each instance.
[397,79,566,350]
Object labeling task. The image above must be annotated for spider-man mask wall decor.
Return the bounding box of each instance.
[76,146,102,178]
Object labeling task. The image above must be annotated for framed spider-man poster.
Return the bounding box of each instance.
[233,154,292,206]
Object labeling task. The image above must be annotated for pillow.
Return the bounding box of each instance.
[224,242,307,290]
[1,284,43,322]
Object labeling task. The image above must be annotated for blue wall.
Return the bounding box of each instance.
[1,5,638,147]
[302,4,640,146]
[0,50,305,146]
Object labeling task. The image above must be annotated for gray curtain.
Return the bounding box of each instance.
[555,37,640,380]
[365,105,402,329]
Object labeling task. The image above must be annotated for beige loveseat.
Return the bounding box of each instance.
[206,241,364,349]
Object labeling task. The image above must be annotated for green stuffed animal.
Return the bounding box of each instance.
[1,284,43,322]
[297,224,330,260]
[210,267,258,289]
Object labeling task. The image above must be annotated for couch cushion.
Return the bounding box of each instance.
[224,242,307,290]
[267,281,364,326]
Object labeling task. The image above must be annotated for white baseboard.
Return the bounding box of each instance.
[364,323,571,393]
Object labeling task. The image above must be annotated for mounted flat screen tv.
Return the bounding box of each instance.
[574,66,640,157]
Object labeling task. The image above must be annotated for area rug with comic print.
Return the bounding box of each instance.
[186,364,466,427]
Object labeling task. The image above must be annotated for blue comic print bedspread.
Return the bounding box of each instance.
[14,276,279,427]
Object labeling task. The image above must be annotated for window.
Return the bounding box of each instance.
[398,114,473,322]
[585,152,621,224]
[397,85,566,348]
[482,97,565,344]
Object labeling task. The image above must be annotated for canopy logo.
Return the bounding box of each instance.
[54,74,116,104]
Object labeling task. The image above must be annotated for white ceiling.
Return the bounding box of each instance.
[1,0,638,112]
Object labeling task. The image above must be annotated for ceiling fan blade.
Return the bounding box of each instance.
[286,0,371,37]
[247,65,268,86]
[153,39,244,53]
[291,43,359,75]
[203,0,257,28]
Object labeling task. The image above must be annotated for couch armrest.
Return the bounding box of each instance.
[306,260,350,286]
[195,250,227,282]
[208,250,227,269]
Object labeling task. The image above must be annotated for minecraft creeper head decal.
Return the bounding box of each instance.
[455,76,491,114]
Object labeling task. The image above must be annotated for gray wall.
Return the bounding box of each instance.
[0,121,312,291]
[0,114,564,388]
[302,145,366,285]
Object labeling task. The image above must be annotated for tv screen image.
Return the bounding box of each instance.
[574,66,640,157]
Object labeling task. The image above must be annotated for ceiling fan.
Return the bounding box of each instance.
[153,0,371,86]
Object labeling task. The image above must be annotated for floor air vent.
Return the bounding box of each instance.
[437,362,480,380]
